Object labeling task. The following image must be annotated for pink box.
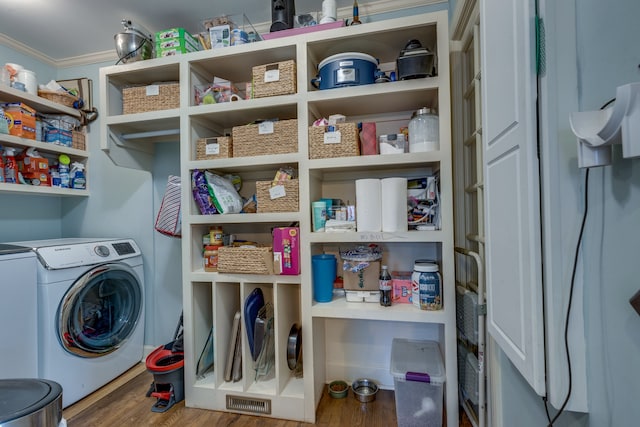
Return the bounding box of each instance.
[273,227,300,275]
[392,271,413,304]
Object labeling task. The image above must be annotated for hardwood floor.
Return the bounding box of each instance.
[64,364,472,426]
[64,363,395,426]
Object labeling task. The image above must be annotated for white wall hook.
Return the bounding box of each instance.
[569,82,640,168]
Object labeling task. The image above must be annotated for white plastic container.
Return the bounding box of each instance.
[408,107,439,152]
[16,69,37,95]
[390,338,445,427]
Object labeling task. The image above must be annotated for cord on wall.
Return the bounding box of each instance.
[544,98,613,426]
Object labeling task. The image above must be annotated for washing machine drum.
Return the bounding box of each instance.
[0,379,62,427]
[58,263,143,358]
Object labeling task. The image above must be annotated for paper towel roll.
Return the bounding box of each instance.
[381,177,408,232]
[356,178,381,232]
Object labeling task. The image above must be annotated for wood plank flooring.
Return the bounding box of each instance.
[64,363,395,426]
[64,363,473,426]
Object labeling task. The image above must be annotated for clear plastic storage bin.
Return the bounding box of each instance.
[390,338,445,427]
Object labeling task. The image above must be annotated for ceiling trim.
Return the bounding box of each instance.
[2,0,445,68]
[0,33,56,67]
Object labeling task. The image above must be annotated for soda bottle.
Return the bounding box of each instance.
[379,265,392,307]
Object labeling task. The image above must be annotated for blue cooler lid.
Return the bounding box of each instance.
[390,338,445,385]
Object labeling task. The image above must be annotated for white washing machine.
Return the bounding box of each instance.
[13,238,145,408]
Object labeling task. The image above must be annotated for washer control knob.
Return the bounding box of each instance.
[95,245,110,257]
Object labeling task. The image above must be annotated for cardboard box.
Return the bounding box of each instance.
[343,260,380,291]
[209,25,231,49]
[155,28,199,47]
[273,227,300,275]
[155,38,199,52]
[3,102,36,139]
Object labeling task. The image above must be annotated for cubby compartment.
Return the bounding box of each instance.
[189,43,297,107]
[188,163,301,219]
[274,282,303,396]
[190,281,214,387]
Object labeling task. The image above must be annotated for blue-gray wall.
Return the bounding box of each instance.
[498,0,640,426]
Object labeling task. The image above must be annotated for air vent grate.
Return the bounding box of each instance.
[226,395,272,415]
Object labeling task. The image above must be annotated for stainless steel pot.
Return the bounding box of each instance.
[114,20,153,64]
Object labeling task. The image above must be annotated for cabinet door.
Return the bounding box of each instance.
[480,0,545,395]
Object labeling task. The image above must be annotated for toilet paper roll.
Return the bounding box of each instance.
[381,177,408,232]
[355,178,381,232]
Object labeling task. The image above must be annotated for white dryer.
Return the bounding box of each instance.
[14,238,145,408]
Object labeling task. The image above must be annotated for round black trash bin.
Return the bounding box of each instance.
[0,379,62,426]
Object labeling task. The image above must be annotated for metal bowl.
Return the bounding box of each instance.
[351,378,378,403]
[114,30,152,63]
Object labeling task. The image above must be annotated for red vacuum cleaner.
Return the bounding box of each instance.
[145,313,184,413]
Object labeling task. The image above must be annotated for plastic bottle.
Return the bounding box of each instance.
[58,154,70,188]
[379,265,392,307]
[4,147,17,183]
[70,161,86,189]
[350,0,362,25]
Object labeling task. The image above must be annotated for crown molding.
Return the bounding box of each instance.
[0,33,56,67]
[2,0,446,69]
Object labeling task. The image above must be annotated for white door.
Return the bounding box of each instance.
[480,0,545,395]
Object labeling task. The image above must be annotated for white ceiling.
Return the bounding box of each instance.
[0,0,422,62]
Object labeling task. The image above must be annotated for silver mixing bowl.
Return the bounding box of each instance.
[114,30,152,63]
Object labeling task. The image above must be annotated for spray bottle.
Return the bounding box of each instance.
[58,154,70,188]
[4,147,17,183]
[70,161,86,189]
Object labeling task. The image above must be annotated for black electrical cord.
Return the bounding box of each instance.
[544,97,614,426]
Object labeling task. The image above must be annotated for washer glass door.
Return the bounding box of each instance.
[58,263,143,358]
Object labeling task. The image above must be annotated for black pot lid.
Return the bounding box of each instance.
[0,379,62,423]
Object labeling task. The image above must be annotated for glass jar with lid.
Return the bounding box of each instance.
[408,107,439,152]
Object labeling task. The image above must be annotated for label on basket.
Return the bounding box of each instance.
[205,142,220,155]
[264,65,280,83]
[269,185,286,199]
[324,131,342,144]
[258,121,275,134]
[145,85,160,96]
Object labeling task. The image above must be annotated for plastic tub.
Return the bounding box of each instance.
[390,338,445,427]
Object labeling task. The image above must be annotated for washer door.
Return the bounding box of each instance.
[58,263,143,358]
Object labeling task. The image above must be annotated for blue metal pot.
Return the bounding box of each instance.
[311,52,378,90]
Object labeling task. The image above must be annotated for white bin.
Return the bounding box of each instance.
[390,338,445,427]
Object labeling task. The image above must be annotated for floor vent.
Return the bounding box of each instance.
[226,395,272,415]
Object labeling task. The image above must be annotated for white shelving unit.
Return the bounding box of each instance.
[0,85,89,196]
[99,10,456,425]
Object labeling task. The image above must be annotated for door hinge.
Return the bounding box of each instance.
[535,15,546,76]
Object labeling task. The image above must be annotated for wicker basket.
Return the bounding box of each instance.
[252,60,296,98]
[38,90,79,108]
[232,119,298,157]
[196,136,232,160]
[122,82,180,114]
[217,246,274,275]
[308,122,361,159]
[72,129,86,150]
[256,179,299,213]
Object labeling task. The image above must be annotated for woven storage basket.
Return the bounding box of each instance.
[38,90,79,108]
[256,179,299,213]
[196,136,232,160]
[72,129,86,150]
[232,119,298,157]
[252,60,296,98]
[308,122,361,159]
[217,246,274,275]
[122,82,180,114]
